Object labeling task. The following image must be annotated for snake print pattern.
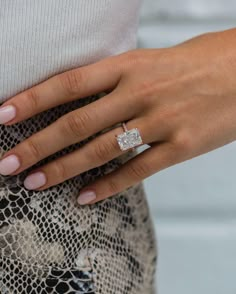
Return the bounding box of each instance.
[0,92,157,293]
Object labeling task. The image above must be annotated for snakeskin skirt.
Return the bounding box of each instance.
[0,92,157,294]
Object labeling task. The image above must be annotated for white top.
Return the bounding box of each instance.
[0,0,143,103]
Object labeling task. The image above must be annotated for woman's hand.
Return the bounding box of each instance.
[1,28,236,205]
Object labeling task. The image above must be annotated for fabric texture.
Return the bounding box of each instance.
[0,1,158,293]
[0,93,157,293]
[0,0,143,103]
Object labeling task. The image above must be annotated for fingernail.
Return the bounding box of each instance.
[0,105,16,124]
[24,171,47,190]
[77,190,96,205]
[0,154,20,175]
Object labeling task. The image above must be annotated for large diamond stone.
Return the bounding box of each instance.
[116,128,143,151]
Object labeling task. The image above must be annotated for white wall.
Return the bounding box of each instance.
[137,1,236,293]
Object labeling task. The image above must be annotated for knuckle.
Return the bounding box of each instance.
[117,50,144,75]
[26,139,42,161]
[155,105,182,130]
[158,105,179,122]
[53,160,68,179]
[61,111,90,139]
[123,49,144,67]
[92,141,113,164]
[107,179,120,195]
[138,80,158,103]
[127,161,151,180]
[58,69,84,97]
[125,79,158,110]
[172,130,195,155]
[25,88,40,113]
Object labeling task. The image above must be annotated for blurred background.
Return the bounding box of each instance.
[137,1,236,293]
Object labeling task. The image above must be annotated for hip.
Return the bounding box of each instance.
[0,93,157,293]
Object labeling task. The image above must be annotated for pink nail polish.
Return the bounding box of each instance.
[0,105,16,124]
[24,171,47,190]
[0,154,20,175]
[77,190,96,205]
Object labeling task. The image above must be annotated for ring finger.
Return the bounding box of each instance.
[23,117,155,190]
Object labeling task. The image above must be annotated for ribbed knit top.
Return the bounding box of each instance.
[0,0,143,103]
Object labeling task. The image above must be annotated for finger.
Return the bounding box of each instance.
[0,54,122,125]
[76,141,179,205]
[22,117,154,190]
[0,90,141,176]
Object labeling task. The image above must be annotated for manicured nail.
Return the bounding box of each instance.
[24,171,47,190]
[0,154,20,175]
[77,190,96,205]
[0,105,16,124]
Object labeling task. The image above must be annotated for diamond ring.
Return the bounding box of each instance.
[116,122,143,151]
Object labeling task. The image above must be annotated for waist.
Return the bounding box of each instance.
[0,0,142,103]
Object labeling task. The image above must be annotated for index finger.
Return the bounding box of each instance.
[0,54,123,125]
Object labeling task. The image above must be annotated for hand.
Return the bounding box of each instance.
[1,28,236,205]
